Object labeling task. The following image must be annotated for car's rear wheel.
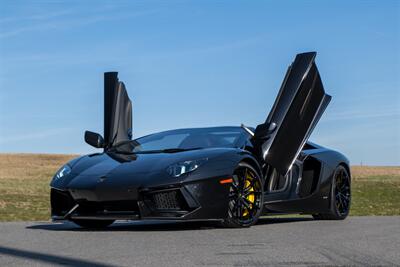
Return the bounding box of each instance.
[313,165,351,220]
[222,162,264,228]
[71,219,115,229]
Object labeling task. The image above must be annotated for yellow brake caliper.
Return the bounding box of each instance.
[242,173,255,217]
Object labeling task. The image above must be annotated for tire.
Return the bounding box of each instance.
[71,219,115,229]
[313,165,351,220]
[221,162,264,228]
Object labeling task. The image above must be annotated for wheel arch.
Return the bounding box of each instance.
[338,162,351,179]
[239,156,263,178]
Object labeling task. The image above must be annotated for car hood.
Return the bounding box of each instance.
[51,147,241,190]
[74,147,236,175]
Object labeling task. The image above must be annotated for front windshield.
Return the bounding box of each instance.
[114,127,246,153]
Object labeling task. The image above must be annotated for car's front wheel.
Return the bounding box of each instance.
[313,165,351,220]
[71,219,115,229]
[222,162,264,228]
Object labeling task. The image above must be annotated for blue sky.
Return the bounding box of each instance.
[0,1,399,165]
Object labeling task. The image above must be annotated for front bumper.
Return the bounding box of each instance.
[51,177,230,221]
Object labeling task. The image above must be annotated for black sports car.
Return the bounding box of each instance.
[50,52,351,228]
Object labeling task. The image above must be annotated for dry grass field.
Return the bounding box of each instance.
[0,153,399,221]
[0,154,76,221]
[350,165,400,216]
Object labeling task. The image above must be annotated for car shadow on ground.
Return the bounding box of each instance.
[0,245,118,267]
[26,217,314,232]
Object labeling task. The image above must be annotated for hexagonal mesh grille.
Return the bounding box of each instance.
[152,190,181,210]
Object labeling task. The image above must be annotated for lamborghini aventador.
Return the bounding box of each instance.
[50,52,351,228]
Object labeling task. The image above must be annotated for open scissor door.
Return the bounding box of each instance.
[253,52,331,176]
[104,72,132,149]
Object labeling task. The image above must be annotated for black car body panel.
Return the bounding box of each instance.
[50,52,350,224]
[51,144,255,221]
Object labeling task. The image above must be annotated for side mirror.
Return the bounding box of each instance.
[268,122,277,133]
[253,122,277,141]
[84,131,105,148]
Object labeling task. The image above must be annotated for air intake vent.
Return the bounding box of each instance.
[152,190,182,210]
[298,157,321,197]
[51,189,76,216]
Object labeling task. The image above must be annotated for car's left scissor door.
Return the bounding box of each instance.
[104,72,133,149]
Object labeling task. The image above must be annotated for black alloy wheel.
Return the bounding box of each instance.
[313,165,351,220]
[222,162,264,227]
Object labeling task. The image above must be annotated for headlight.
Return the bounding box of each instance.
[167,158,208,177]
[55,165,71,180]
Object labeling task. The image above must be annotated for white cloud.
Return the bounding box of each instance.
[323,107,400,122]
[0,128,72,145]
[0,8,158,39]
